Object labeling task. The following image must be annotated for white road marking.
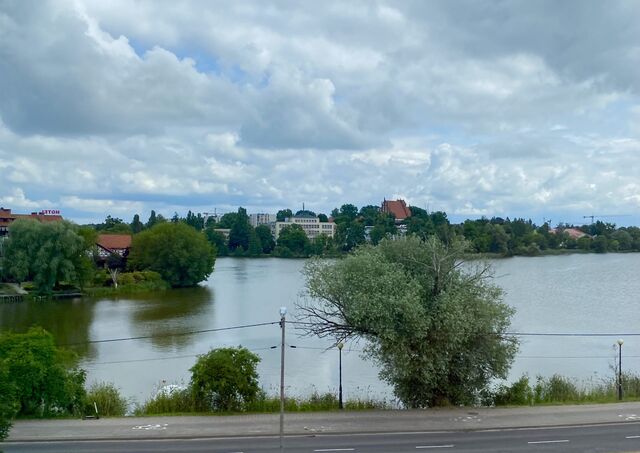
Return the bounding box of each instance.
[626,435,640,439]
[527,439,569,444]
[416,445,455,449]
[313,449,355,452]
[131,423,168,430]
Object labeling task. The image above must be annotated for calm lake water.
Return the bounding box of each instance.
[1,254,639,405]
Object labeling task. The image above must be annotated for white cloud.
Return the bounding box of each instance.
[0,0,638,224]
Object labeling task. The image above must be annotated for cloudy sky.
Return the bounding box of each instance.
[1,0,639,226]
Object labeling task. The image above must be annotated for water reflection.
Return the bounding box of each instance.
[0,297,97,359]
[128,286,214,349]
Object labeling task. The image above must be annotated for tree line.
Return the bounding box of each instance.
[0,219,216,294]
[92,205,640,258]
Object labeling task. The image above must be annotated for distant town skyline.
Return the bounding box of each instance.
[1,1,639,226]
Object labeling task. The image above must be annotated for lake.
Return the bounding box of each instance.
[1,253,639,405]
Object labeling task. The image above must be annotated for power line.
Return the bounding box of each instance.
[59,321,279,347]
[506,332,640,337]
[83,346,278,366]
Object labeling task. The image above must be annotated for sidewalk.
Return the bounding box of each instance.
[8,403,640,442]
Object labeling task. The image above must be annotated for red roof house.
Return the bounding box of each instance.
[97,234,132,258]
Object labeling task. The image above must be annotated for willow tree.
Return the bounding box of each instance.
[297,236,518,407]
[2,219,93,294]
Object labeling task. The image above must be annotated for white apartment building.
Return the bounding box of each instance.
[250,213,276,227]
[273,213,336,240]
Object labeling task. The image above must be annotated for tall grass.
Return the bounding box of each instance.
[136,387,389,415]
[492,373,640,406]
[85,382,128,417]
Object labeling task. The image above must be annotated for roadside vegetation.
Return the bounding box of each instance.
[489,373,640,406]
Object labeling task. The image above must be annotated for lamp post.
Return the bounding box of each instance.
[617,338,624,401]
[337,342,344,410]
[279,307,287,452]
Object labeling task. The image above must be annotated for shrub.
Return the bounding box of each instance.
[190,347,260,412]
[85,382,128,417]
[0,327,86,416]
[0,363,18,441]
[493,375,533,406]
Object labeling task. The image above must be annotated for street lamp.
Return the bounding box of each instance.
[337,342,344,409]
[279,307,287,452]
[617,339,624,401]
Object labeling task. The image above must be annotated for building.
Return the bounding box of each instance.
[95,234,132,268]
[213,228,231,239]
[0,207,64,236]
[250,213,276,228]
[381,199,411,223]
[273,212,336,240]
[549,227,589,240]
[96,234,132,258]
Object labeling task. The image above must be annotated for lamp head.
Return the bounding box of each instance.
[618,338,624,346]
[279,306,287,317]
[337,342,344,350]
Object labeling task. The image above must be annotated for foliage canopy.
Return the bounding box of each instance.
[128,222,216,287]
[0,327,86,417]
[1,219,93,293]
[190,347,260,412]
[297,236,518,407]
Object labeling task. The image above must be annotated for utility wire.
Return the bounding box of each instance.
[84,346,278,366]
[59,321,279,347]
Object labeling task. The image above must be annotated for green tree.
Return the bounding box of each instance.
[228,208,252,252]
[297,236,517,408]
[275,224,309,256]
[592,235,608,253]
[0,363,18,441]
[334,220,365,251]
[146,210,158,229]
[276,209,293,222]
[190,347,260,411]
[0,327,86,416]
[130,214,144,234]
[255,225,275,254]
[246,229,263,257]
[128,222,216,287]
[205,228,229,256]
[2,219,93,294]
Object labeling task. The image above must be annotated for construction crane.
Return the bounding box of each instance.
[582,214,630,224]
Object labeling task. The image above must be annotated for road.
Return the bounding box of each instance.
[4,423,640,453]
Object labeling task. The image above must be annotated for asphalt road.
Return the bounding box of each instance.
[4,423,640,453]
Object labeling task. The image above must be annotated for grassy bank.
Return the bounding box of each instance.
[135,389,389,416]
[489,373,640,406]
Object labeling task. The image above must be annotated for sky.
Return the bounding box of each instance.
[1,0,639,226]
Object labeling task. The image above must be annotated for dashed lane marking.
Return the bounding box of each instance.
[416,445,455,449]
[313,449,355,452]
[527,440,569,444]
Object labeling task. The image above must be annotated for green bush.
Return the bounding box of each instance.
[0,327,86,417]
[493,375,533,406]
[190,347,260,412]
[0,363,18,441]
[85,382,128,417]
